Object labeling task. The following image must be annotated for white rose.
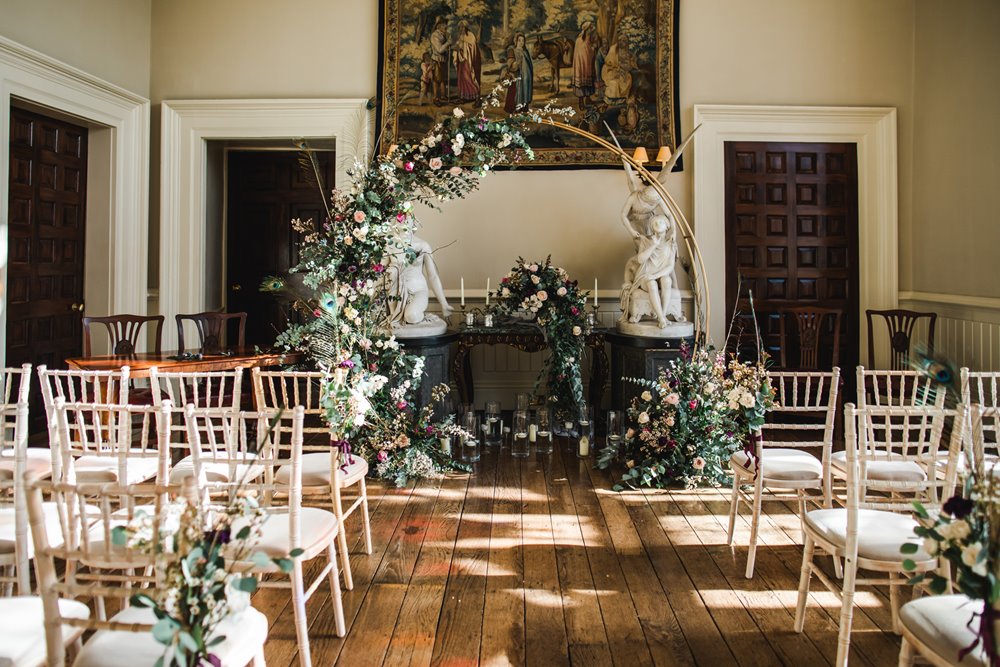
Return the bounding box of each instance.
[950,520,971,541]
[536,290,548,301]
[961,542,987,576]
[665,416,675,426]
[739,393,756,409]
[572,325,582,336]
[343,235,353,246]
[704,382,717,395]
[665,393,680,406]
[429,157,443,170]
[641,391,653,401]
[353,226,368,241]
[637,411,650,424]
[692,457,706,470]
[531,275,541,284]
[557,287,567,296]
[453,107,465,118]
[502,287,510,297]
[529,264,539,272]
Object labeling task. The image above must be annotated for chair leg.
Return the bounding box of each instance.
[745,482,763,579]
[359,478,373,555]
[889,573,902,634]
[835,553,859,667]
[327,540,347,638]
[794,535,815,633]
[897,637,915,667]
[291,561,312,667]
[337,523,354,591]
[727,474,740,546]
[833,555,844,579]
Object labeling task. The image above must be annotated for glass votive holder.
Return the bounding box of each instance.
[607,409,624,455]
[576,405,595,458]
[484,400,502,446]
[465,311,475,326]
[483,313,494,327]
[512,410,530,458]
[461,412,481,463]
[515,392,531,411]
[439,433,453,458]
[534,407,553,455]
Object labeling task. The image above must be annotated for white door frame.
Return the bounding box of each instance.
[693,104,898,365]
[159,98,369,349]
[0,36,149,365]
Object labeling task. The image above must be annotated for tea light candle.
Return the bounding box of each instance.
[528,424,537,442]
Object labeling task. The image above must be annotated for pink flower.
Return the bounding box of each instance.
[404,161,414,172]
[665,393,680,406]
[353,210,366,223]
[313,309,322,317]
[377,450,388,463]
[688,399,699,410]
[429,157,443,170]
[397,400,408,409]
[396,213,406,223]
[692,457,706,470]
[449,166,462,175]
[570,306,579,315]
[374,263,385,273]
[537,290,548,301]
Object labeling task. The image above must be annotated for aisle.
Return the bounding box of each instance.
[255,440,902,666]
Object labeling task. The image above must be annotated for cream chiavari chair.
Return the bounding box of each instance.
[727,368,840,578]
[184,404,345,667]
[961,368,999,468]
[0,365,34,596]
[794,403,968,667]
[25,476,268,667]
[37,365,130,425]
[251,367,372,590]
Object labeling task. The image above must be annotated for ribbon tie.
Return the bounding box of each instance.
[330,438,355,473]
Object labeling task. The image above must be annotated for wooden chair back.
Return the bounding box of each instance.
[779,307,842,370]
[82,314,164,357]
[0,365,33,595]
[176,311,247,354]
[866,308,937,370]
[251,368,329,441]
[966,404,999,478]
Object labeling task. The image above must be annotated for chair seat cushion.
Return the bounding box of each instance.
[900,594,987,666]
[731,448,823,481]
[276,451,368,488]
[0,501,66,556]
[168,454,263,485]
[804,508,933,562]
[0,596,88,667]
[238,507,338,567]
[831,451,927,482]
[73,603,268,667]
[0,449,53,482]
[73,454,160,485]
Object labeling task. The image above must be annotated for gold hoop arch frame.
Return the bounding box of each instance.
[536,119,710,344]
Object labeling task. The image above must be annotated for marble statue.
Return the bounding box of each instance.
[386,234,454,337]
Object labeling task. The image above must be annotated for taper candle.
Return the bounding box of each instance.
[460,277,465,307]
[486,277,490,306]
[594,278,598,308]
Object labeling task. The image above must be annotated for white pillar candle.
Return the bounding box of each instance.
[460,277,465,307]
[594,278,599,308]
[578,435,590,457]
[528,424,537,442]
[440,437,452,456]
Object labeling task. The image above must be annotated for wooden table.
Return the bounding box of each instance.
[65,347,302,378]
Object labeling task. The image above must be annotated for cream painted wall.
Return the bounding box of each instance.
[0,0,151,96]
[911,0,1000,298]
[149,0,916,322]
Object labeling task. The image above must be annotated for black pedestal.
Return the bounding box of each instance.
[607,330,695,410]
[397,331,459,411]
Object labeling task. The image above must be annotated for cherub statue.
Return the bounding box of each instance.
[385,233,454,337]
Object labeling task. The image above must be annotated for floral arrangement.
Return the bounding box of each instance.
[487,256,589,422]
[904,464,1000,664]
[112,479,299,666]
[270,84,572,483]
[597,345,774,490]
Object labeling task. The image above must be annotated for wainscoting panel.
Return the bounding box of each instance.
[899,291,1000,372]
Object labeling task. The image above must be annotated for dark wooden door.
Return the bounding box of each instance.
[7,106,88,433]
[226,150,334,346]
[725,142,859,374]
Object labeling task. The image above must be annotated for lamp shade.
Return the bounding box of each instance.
[631,146,649,163]
[656,146,673,164]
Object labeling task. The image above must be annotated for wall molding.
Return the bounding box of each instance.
[159,97,369,348]
[0,35,149,363]
[898,290,1000,371]
[693,104,898,365]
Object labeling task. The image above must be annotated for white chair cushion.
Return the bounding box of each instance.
[73,454,160,485]
[237,507,338,567]
[804,508,933,562]
[73,604,268,667]
[900,594,987,666]
[0,501,66,556]
[276,451,368,488]
[0,449,53,482]
[0,596,88,667]
[168,454,264,485]
[731,448,823,481]
[830,451,927,482]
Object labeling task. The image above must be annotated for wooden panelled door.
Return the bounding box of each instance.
[724,142,859,373]
[7,106,88,433]
[226,150,334,346]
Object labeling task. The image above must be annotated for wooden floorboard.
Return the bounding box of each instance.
[257,439,908,666]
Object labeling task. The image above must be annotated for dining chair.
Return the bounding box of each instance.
[251,367,373,590]
[778,307,842,370]
[0,365,34,596]
[961,367,999,465]
[794,403,968,666]
[82,314,164,357]
[727,368,841,578]
[866,308,937,370]
[898,594,986,667]
[176,311,247,354]
[184,404,346,667]
[149,366,243,446]
[25,475,269,667]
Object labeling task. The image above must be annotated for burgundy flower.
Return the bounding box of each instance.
[348,265,358,273]
[570,306,579,315]
[377,450,388,463]
[943,495,974,519]
[338,359,355,369]
[667,439,677,450]
[657,436,669,446]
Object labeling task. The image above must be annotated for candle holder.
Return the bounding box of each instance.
[463,306,475,327]
[483,313,494,327]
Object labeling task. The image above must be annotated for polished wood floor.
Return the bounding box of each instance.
[255,439,904,666]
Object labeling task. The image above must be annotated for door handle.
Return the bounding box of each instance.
[70,302,85,312]
[230,283,242,292]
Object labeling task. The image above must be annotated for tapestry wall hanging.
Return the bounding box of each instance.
[377,0,681,168]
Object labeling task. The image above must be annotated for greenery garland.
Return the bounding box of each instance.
[487,256,588,422]
[269,84,572,485]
